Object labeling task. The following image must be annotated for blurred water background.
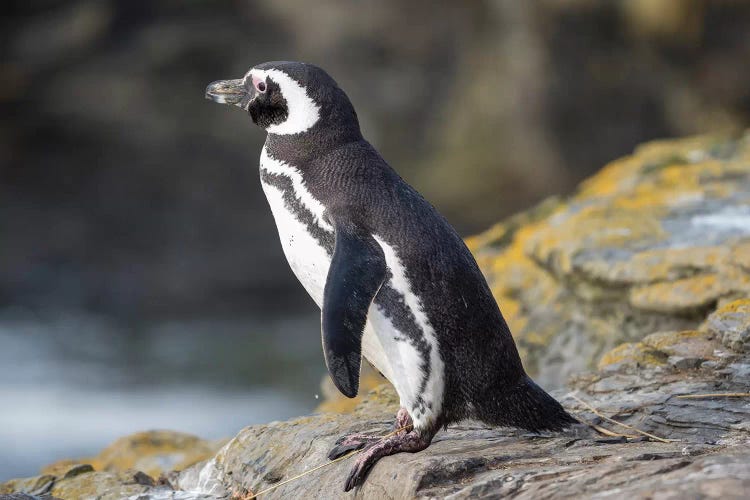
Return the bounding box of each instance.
[2,0,750,480]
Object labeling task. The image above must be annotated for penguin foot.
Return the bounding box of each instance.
[343,429,434,492]
[329,407,415,460]
[327,433,381,460]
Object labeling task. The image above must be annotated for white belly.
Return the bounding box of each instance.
[260,146,332,305]
[260,175,394,378]
[261,179,330,306]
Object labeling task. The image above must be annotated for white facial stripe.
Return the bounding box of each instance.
[249,68,321,135]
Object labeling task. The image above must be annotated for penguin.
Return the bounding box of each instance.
[205,61,575,492]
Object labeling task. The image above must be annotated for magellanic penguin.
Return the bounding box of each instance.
[206,61,576,491]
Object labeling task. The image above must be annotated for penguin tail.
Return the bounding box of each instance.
[480,376,577,432]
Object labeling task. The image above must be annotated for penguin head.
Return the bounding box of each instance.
[206,61,359,136]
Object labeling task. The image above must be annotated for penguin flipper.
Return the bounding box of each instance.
[322,220,386,398]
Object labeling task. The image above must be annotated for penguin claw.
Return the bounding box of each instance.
[327,434,380,460]
[343,453,374,492]
[334,435,347,446]
[327,441,365,460]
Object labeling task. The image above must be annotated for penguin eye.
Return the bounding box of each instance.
[255,80,266,93]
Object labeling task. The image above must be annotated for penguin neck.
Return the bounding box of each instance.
[265,122,363,168]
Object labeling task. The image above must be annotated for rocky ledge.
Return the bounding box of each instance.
[3,132,750,499]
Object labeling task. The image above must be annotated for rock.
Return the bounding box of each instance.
[0,495,62,500]
[598,328,722,373]
[41,430,223,480]
[667,355,703,370]
[61,464,94,480]
[1,467,194,500]
[3,133,750,498]
[171,353,750,499]
[705,299,750,353]
[8,347,749,499]
[0,431,224,500]
[48,470,153,500]
[467,132,750,387]
[597,341,667,372]
[642,330,717,359]
[0,475,55,497]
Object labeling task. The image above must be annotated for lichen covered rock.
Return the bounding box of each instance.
[0,474,56,497]
[6,352,749,499]
[0,467,152,500]
[1,431,223,500]
[468,132,750,386]
[705,298,750,353]
[40,430,222,481]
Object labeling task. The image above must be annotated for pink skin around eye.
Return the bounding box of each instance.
[252,75,266,92]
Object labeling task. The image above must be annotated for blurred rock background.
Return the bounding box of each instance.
[4,0,750,317]
[2,0,750,480]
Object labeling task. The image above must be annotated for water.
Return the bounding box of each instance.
[0,309,325,481]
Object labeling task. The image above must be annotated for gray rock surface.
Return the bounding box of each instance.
[6,349,746,499]
[169,347,750,499]
[467,133,750,388]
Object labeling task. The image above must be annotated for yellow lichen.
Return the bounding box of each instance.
[632,134,719,162]
[0,475,56,495]
[315,369,388,414]
[576,154,644,199]
[713,297,750,314]
[50,470,147,499]
[586,246,730,285]
[642,330,705,350]
[731,241,750,270]
[527,206,666,276]
[464,132,750,376]
[597,342,666,370]
[629,274,726,313]
[642,330,719,360]
[59,430,221,478]
[40,459,82,477]
[464,221,508,253]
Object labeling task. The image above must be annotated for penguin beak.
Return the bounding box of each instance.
[205,79,254,109]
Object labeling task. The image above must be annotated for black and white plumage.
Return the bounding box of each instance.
[206,61,575,491]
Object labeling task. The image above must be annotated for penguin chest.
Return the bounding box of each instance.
[259,150,333,306]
